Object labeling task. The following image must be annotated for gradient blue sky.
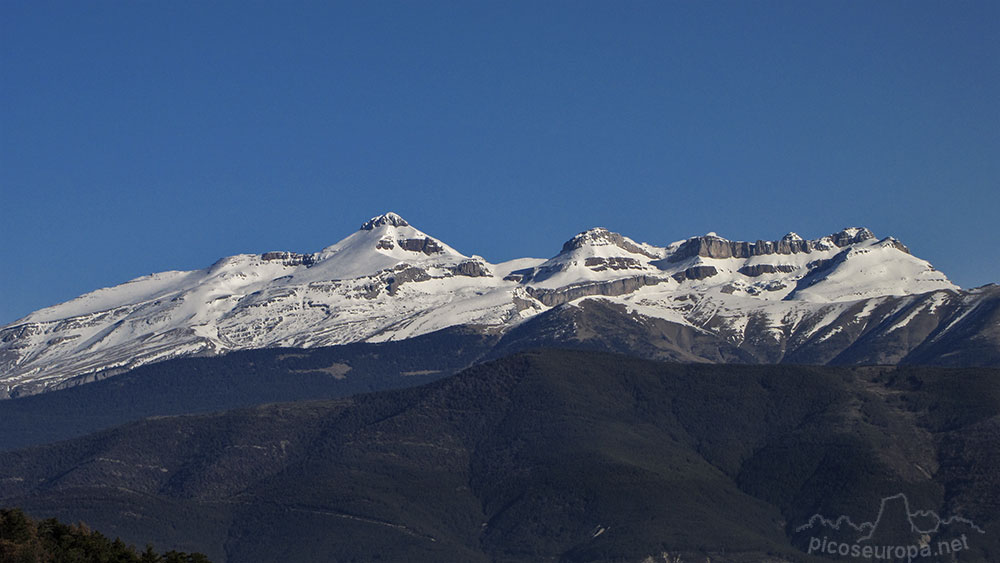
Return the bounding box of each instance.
[2,1,998,324]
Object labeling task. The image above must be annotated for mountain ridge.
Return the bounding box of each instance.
[3,212,994,398]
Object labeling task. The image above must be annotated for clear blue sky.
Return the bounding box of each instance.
[2,1,998,325]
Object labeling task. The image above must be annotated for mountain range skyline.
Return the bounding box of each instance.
[3,211,992,327]
[3,2,998,326]
[6,211,997,399]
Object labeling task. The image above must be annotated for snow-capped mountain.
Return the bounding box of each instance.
[2,212,996,397]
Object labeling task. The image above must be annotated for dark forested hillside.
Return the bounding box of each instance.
[1,350,996,562]
[0,326,496,452]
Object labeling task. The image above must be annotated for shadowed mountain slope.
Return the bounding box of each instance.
[0,326,496,452]
[2,350,997,562]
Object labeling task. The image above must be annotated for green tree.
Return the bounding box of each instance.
[140,544,162,563]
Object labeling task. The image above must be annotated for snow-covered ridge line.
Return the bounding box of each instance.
[0,212,970,397]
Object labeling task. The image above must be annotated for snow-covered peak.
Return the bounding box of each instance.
[360,212,409,230]
[558,228,663,257]
[510,228,664,288]
[321,212,457,257]
[308,214,468,281]
[562,227,614,248]
[787,237,956,301]
[558,227,656,256]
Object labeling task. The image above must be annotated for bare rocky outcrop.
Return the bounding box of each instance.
[668,236,806,262]
[829,227,875,247]
[352,266,435,299]
[584,256,644,271]
[397,237,445,255]
[668,228,876,262]
[1,324,37,345]
[672,266,719,282]
[261,251,316,267]
[448,259,492,277]
[525,275,666,307]
[366,234,448,255]
[738,264,799,277]
[385,266,432,295]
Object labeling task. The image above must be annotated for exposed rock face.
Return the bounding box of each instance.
[397,237,444,255]
[260,252,316,267]
[360,212,409,230]
[738,264,799,277]
[584,256,644,272]
[385,266,432,296]
[1,324,37,344]
[669,236,800,262]
[830,227,875,247]
[672,266,719,282]
[448,259,492,277]
[668,228,876,262]
[561,228,660,259]
[525,275,666,307]
[373,236,447,254]
[806,258,834,271]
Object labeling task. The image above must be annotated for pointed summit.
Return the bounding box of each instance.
[559,228,661,258]
[310,211,468,280]
[361,212,409,231]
